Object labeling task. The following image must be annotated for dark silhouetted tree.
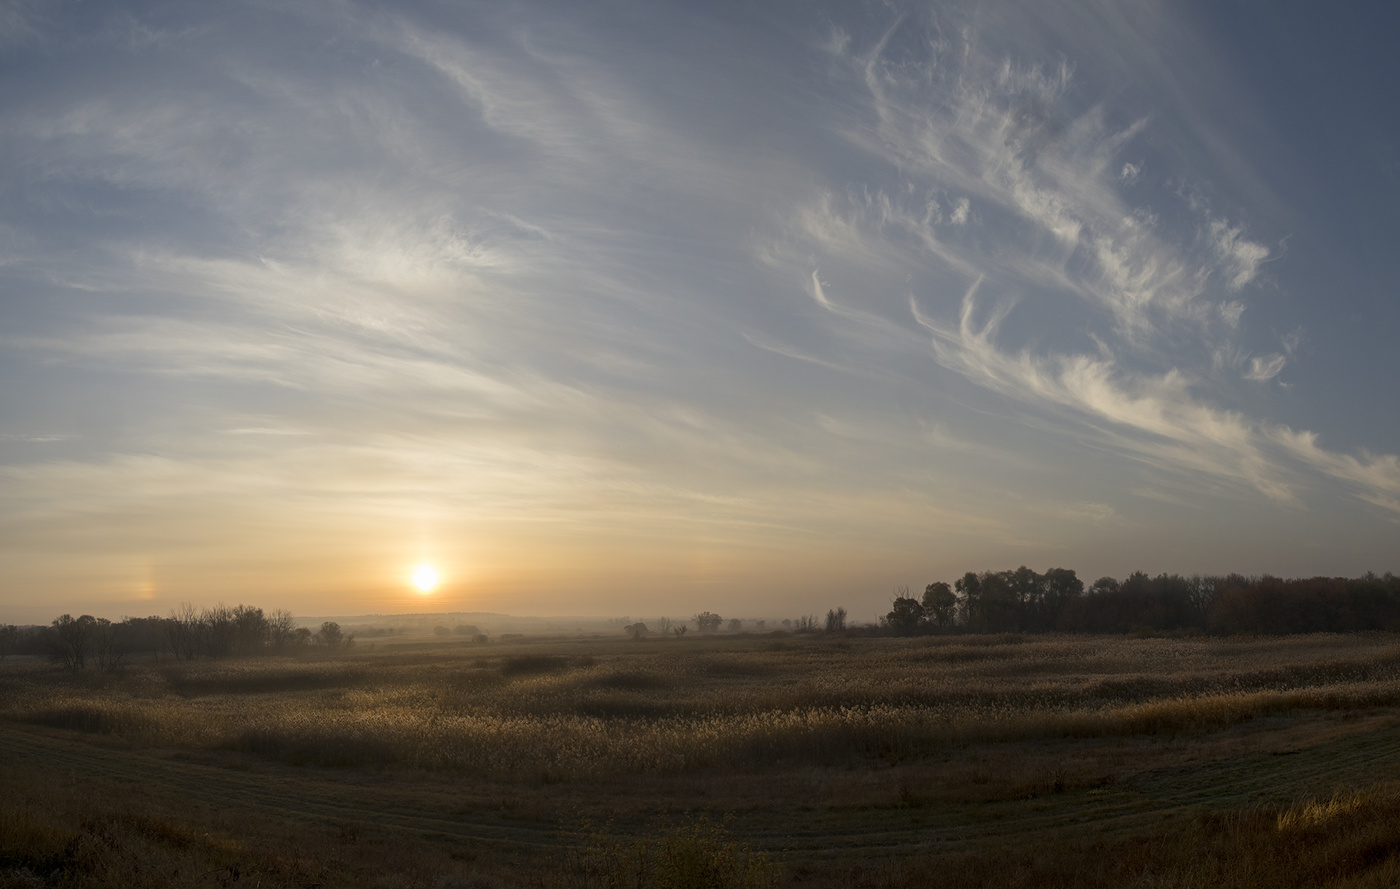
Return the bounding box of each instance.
[972,571,1019,632]
[693,612,723,633]
[886,593,923,635]
[1010,565,1044,625]
[1040,567,1083,628]
[1088,576,1120,596]
[955,572,982,626]
[231,605,269,656]
[922,582,957,628]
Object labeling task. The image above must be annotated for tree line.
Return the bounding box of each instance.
[885,568,1400,636]
[621,612,842,639]
[0,604,353,673]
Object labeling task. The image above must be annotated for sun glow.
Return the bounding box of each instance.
[412,564,439,593]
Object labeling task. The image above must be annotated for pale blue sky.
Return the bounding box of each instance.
[2,0,1398,622]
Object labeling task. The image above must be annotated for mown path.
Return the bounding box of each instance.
[6,712,1400,863]
[777,714,1400,860]
[0,723,577,851]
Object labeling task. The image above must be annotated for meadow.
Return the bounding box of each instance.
[7,631,1400,886]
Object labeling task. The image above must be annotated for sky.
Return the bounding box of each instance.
[2,0,1399,624]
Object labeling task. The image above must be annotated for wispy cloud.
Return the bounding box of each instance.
[1272,430,1400,517]
[1208,218,1271,291]
[811,11,1278,349]
[772,9,1400,519]
[1244,354,1286,382]
[910,286,1296,503]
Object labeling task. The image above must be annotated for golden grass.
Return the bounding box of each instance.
[1277,792,1368,832]
[5,634,1400,780]
[9,633,1400,887]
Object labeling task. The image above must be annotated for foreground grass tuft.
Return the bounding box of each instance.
[560,820,777,889]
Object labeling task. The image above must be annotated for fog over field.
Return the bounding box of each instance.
[1,1,1398,622]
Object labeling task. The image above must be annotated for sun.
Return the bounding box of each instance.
[412,564,439,593]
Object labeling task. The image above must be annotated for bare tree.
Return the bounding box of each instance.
[203,603,237,658]
[93,618,124,674]
[49,614,96,673]
[267,609,298,653]
[0,624,17,660]
[655,616,673,635]
[824,607,847,633]
[166,603,202,660]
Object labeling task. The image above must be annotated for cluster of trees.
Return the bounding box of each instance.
[623,613,799,639]
[620,613,830,639]
[622,615,691,639]
[432,624,488,643]
[885,567,1087,634]
[887,568,1400,636]
[0,604,353,673]
[825,608,847,632]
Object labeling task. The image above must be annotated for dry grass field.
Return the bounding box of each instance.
[7,631,1400,887]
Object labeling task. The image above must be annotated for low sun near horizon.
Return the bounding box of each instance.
[412,564,439,594]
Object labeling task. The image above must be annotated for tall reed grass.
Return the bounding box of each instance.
[4,634,1400,779]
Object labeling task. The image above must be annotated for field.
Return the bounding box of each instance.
[8,632,1400,887]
